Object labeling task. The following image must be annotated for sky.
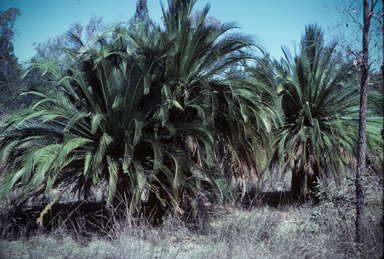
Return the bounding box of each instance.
[0,0,382,63]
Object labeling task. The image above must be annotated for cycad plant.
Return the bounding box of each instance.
[0,0,273,221]
[271,24,382,200]
[124,0,276,201]
[1,47,173,211]
[160,0,277,185]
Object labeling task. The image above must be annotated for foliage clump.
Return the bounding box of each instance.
[0,0,274,223]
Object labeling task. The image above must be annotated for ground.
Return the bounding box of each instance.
[0,176,382,259]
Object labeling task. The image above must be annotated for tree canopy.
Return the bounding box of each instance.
[0,8,22,115]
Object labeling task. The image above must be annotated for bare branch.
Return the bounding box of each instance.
[344,8,364,30]
[371,0,379,11]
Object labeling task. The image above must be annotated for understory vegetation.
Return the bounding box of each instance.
[0,0,383,258]
[0,176,382,258]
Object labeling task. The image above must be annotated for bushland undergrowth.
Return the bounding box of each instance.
[0,176,382,259]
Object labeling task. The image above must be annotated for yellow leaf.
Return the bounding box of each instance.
[172,100,184,111]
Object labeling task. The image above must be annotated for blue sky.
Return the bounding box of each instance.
[0,0,379,63]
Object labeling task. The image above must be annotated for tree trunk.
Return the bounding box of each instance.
[291,163,320,202]
[291,143,320,202]
[355,0,372,247]
[143,171,169,225]
[144,187,166,225]
[291,162,307,202]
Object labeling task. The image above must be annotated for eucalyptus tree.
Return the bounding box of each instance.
[33,15,104,61]
[271,24,382,201]
[0,8,22,115]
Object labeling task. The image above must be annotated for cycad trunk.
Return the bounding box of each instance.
[112,173,133,218]
[144,184,166,225]
[291,157,319,202]
[291,163,307,201]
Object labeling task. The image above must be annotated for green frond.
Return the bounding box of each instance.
[107,156,118,204]
[57,137,92,167]
[93,133,113,167]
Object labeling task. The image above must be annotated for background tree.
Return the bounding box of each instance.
[189,9,221,28]
[133,0,148,22]
[355,0,380,247]
[0,8,22,115]
[324,0,383,246]
[323,0,383,70]
[33,15,103,60]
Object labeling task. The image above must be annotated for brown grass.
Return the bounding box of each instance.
[0,176,382,259]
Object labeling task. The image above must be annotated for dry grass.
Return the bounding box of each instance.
[0,176,382,259]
